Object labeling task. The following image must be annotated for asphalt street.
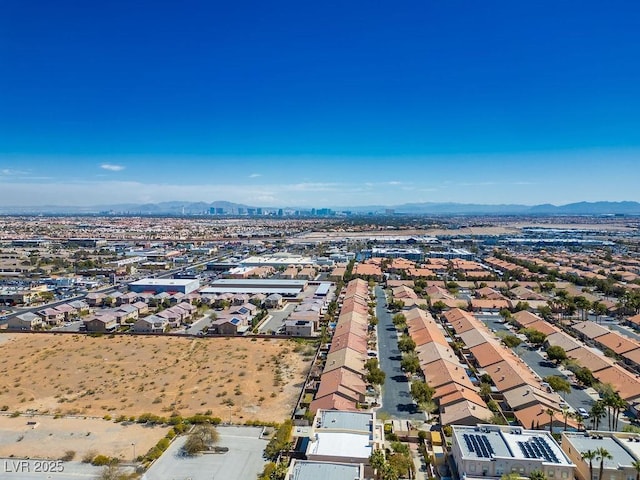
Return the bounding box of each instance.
[477,313,629,431]
[375,286,424,421]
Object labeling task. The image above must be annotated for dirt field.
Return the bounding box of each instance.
[0,414,165,461]
[0,333,313,423]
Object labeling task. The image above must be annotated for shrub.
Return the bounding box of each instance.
[82,450,98,463]
[60,450,76,461]
[91,454,117,466]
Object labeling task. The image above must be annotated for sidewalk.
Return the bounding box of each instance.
[410,442,428,480]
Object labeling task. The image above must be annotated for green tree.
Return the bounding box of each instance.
[430,301,447,314]
[574,296,591,321]
[411,381,435,405]
[581,450,596,480]
[596,447,612,480]
[522,328,547,346]
[589,401,606,431]
[592,301,608,323]
[398,335,416,353]
[574,367,596,387]
[500,473,521,480]
[387,452,414,479]
[529,470,547,480]
[183,424,219,455]
[369,449,386,480]
[545,345,568,364]
[546,408,555,435]
[536,304,553,320]
[543,375,571,395]
[264,420,293,461]
[499,308,512,322]
[401,352,421,375]
[381,463,399,480]
[631,460,640,480]
[502,335,522,348]
[367,367,386,385]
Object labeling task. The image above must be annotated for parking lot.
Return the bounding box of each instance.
[142,426,268,480]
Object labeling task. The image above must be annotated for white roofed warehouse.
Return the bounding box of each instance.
[128,278,200,294]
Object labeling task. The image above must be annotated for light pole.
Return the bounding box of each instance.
[131,443,136,462]
[228,405,232,425]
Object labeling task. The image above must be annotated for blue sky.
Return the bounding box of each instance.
[1,1,639,207]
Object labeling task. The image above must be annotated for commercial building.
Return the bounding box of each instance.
[451,425,575,480]
[128,278,200,294]
[561,431,640,480]
[240,253,315,267]
[200,279,307,296]
[367,247,423,261]
[285,460,364,480]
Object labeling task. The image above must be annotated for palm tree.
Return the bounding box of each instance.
[631,460,640,480]
[369,449,386,480]
[561,407,569,431]
[574,296,591,321]
[581,450,596,480]
[595,447,612,480]
[612,395,627,432]
[546,408,555,435]
[589,401,606,431]
[572,411,585,431]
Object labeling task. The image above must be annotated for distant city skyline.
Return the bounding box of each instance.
[1,2,639,207]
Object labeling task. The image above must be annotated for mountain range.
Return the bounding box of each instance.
[0,201,639,216]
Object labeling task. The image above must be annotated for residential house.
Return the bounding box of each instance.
[283,319,315,336]
[54,303,78,320]
[114,304,139,324]
[209,316,245,335]
[38,307,65,326]
[132,315,168,333]
[132,301,149,316]
[85,292,105,307]
[7,312,43,330]
[84,314,118,333]
[264,293,283,309]
[117,292,138,305]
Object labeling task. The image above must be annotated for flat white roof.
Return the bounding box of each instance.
[211,279,307,287]
[129,278,197,287]
[290,461,362,480]
[307,432,371,459]
[200,287,302,295]
[454,425,572,465]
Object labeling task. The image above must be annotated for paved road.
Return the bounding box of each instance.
[184,312,215,335]
[259,303,296,333]
[476,313,629,431]
[375,286,424,421]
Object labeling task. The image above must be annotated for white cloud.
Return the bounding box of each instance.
[1,168,29,176]
[248,173,262,178]
[100,163,125,172]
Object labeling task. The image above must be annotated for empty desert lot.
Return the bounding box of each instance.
[0,333,313,423]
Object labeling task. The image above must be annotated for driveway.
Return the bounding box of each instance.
[258,303,296,333]
[475,314,627,431]
[375,286,424,421]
